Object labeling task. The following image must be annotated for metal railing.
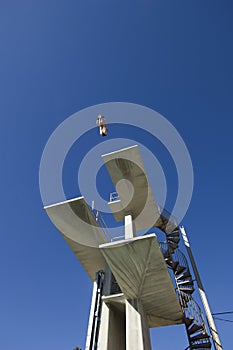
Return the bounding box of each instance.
[179,291,208,336]
[91,208,112,242]
[91,206,126,243]
[157,204,177,227]
[109,192,120,202]
[172,249,189,272]
[159,242,170,258]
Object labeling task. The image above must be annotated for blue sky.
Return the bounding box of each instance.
[1,1,233,349]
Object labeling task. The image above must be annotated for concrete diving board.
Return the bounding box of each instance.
[102,145,161,231]
[100,234,183,328]
[102,145,177,233]
[44,197,107,281]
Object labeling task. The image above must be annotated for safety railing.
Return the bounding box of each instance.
[109,192,120,202]
[157,204,177,227]
[179,291,206,329]
[91,208,112,242]
[159,242,170,258]
[172,249,189,272]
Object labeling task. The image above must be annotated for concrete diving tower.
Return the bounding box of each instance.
[44,145,183,350]
[94,145,183,350]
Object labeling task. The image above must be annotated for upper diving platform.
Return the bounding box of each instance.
[44,197,107,280]
[102,145,177,233]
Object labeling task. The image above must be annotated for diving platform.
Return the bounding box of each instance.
[100,234,183,328]
[44,197,107,280]
[102,145,177,233]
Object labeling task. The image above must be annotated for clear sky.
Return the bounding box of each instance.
[1,1,233,349]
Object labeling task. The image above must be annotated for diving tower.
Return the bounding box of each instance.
[44,145,220,350]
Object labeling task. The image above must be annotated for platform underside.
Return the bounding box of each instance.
[44,197,106,280]
[100,234,183,328]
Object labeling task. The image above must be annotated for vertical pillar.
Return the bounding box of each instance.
[98,300,126,350]
[180,226,223,350]
[97,302,110,350]
[97,297,151,350]
[125,299,152,350]
[125,215,135,239]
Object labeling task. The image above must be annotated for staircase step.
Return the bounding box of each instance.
[169,230,180,236]
[177,280,194,286]
[179,286,195,294]
[167,234,180,240]
[175,265,186,274]
[167,236,180,244]
[176,271,191,280]
[190,341,211,349]
[190,332,210,342]
[171,261,179,270]
[188,323,203,335]
[163,251,170,259]
[185,317,194,327]
[165,259,179,270]
[168,242,178,250]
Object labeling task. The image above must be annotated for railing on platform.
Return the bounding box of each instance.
[91,208,112,242]
[109,192,120,202]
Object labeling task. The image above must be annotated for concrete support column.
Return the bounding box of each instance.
[125,299,152,350]
[98,300,126,350]
[97,297,151,350]
[98,302,110,350]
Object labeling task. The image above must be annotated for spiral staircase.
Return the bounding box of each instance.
[159,223,212,350]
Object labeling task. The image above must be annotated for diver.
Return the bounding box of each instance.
[96,114,108,136]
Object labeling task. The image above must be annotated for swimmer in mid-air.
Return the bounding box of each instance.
[96,114,108,136]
